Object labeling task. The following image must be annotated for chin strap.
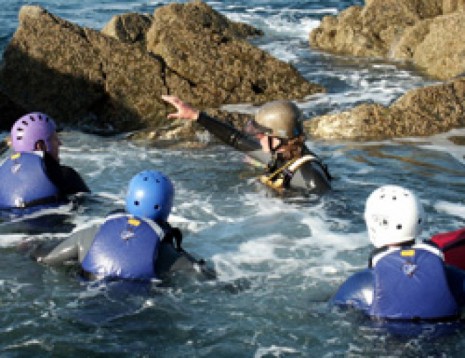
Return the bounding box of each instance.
[268,137,286,154]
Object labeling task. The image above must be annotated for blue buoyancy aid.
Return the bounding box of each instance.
[0,152,59,209]
[369,243,460,320]
[81,214,164,280]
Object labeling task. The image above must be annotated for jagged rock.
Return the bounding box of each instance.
[310,0,442,58]
[399,12,465,79]
[306,77,465,140]
[0,5,170,133]
[443,0,465,13]
[0,3,324,139]
[309,0,465,80]
[146,1,324,108]
[101,13,152,45]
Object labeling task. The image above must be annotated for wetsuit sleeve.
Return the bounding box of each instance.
[43,153,90,196]
[59,165,91,195]
[39,225,98,265]
[155,220,216,279]
[197,112,272,165]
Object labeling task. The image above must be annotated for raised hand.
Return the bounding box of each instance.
[162,95,200,121]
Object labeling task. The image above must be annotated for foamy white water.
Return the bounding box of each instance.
[0,0,464,356]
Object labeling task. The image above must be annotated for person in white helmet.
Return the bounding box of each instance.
[162,95,331,194]
[331,185,465,321]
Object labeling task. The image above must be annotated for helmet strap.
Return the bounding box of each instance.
[268,136,286,153]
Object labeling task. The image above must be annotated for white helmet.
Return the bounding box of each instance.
[364,185,425,248]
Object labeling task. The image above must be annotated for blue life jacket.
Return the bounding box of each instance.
[81,214,164,280]
[330,269,374,314]
[0,152,59,209]
[369,243,460,320]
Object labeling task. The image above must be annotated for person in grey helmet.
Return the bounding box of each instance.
[162,95,331,194]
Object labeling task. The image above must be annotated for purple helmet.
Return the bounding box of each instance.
[11,112,57,153]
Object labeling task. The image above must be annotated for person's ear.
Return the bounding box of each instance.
[34,140,47,152]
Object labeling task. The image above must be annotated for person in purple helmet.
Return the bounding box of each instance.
[0,112,89,214]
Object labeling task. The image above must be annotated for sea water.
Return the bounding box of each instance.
[1,0,465,356]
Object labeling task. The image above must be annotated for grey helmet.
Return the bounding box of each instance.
[254,100,304,139]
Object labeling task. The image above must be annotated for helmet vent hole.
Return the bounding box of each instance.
[397,224,402,230]
[156,179,160,183]
[22,120,28,126]
[380,194,385,199]
[134,200,139,206]
[392,196,397,200]
[143,177,148,181]
[30,116,35,121]
[154,205,160,210]
[418,218,422,224]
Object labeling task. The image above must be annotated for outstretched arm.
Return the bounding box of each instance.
[38,225,99,265]
[162,95,270,163]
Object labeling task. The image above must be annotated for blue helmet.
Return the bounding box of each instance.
[125,170,174,221]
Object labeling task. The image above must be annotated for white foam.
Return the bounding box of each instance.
[254,345,299,358]
[0,234,32,247]
[404,128,465,166]
[434,201,465,219]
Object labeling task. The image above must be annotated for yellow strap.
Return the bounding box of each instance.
[259,175,284,190]
[259,155,317,191]
[128,218,141,227]
[266,157,299,181]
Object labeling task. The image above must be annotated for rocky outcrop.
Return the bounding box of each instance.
[0,2,324,136]
[306,76,465,140]
[0,6,168,133]
[101,13,152,46]
[146,1,322,108]
[309,0,465,80]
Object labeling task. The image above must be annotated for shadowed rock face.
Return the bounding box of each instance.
[0,92,26,132]
[306,77,465,140]
[309,0,465,81]
[0,6,168,134]
[0,2,324,138]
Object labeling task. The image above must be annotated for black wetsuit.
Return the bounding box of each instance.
[197,112,331,193]
[43,152,90,199]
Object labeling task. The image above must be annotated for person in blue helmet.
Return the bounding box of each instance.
[0,112,90,215]
[37,170,215,281]
[162,95,331,194]
[331,185,465,321]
